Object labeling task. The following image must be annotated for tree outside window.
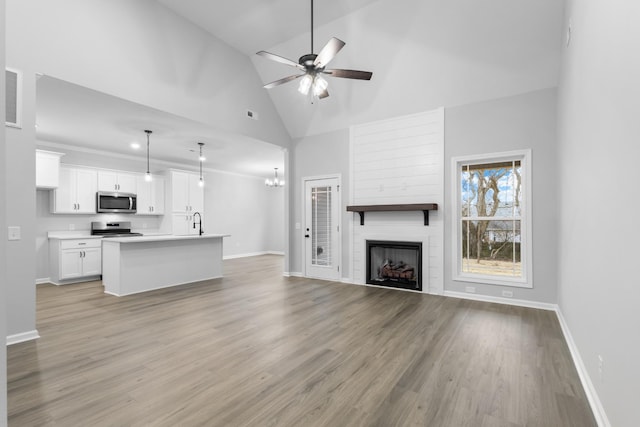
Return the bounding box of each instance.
[453,151,532,288]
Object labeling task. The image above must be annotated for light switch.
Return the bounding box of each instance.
[8,226,21,241]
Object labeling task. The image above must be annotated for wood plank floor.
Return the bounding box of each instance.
[8,255,596,426]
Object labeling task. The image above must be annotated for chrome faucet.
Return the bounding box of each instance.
[192,212,203,236]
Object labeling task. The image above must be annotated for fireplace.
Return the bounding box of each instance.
[366,240,422,291]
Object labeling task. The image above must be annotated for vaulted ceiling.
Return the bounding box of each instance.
[158,0,565,139]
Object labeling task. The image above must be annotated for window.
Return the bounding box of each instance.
[452,150,532,288]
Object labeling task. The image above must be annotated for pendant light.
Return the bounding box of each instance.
[265,168,284,187]
[197,142,205,187]
[144,130,152,182]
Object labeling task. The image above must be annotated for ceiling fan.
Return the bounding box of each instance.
[256,0,373,100]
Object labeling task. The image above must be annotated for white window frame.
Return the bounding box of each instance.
[451,149,533,288]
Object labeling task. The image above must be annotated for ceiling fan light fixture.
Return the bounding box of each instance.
[312,75,328,96]
[298,74,313,95]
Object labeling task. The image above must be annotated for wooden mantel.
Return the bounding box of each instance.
[346,203,438,226]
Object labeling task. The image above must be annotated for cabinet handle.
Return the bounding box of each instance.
[78,242,86,245]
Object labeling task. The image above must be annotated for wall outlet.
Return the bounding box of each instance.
[465,286,476,293]
[69,223,75,230]
[8,226,20,241]
[502,290,513,298]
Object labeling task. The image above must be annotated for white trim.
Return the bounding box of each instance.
[443,290,556,311]
[451,149,533,288]
[223,251,284,260]
[287,272,303,277]
[555,309,611,427]
[266,251,285,256]
[341,277,354,284]
[36,277,51,285]
[7,330,40,345]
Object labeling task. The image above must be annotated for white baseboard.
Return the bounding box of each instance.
[443,290,557,311]
[555,309,611,427]
[7,330,40,346]
[36,277,51,285]
[285,272,303,277]
[266,251,285,256]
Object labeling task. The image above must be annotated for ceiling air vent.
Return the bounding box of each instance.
[5,68,22,128]
[246,109,258,120]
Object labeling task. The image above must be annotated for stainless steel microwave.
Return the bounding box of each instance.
[96,191,137,213]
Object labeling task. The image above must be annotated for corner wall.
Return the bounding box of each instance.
[557,1,640,425]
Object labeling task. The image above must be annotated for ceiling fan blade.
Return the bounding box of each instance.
[318,89,330,99]
[256,51,305,70]
[313,37,346,68]
[264,74,303,89]
[324,69,373,80]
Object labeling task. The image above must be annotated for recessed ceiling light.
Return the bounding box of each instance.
[130,142,140,149]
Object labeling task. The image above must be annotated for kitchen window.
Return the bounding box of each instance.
[452,150,532,288]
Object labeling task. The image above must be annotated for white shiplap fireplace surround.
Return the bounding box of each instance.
[349,109,444,294]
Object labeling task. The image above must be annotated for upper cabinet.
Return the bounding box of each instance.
[97,170,137,193]
[51,166,98,214]
[136,175,165,215]
[35,150,64,189]
[170,170,204,214]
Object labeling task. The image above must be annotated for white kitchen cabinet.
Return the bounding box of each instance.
[136,175,165,215]
[172,212,204,236]
[98,170,137,193]
[35,149,64,189]
[49,238,102,284]
[160,170,205,235]
[51,166,97,214]
[170,170,204,213]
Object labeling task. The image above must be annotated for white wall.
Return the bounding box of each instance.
[557,1,640,426]
[205,170,284,258]
[252,0,563,139]
[1,0,9,421]
[7,0,290,148]
[445,89,558,304]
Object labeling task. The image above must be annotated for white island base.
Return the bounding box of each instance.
[102,234,228,296]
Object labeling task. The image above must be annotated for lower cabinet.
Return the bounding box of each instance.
[49,238,102,284]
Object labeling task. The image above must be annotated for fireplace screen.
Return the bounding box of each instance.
[366,240,422,291]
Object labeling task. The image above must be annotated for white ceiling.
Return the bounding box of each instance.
[156,0,382,55]
[36,76,285,177]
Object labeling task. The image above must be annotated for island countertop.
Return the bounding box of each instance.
[101,234,229,244]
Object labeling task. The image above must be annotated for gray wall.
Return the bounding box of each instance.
[1,0,8,420]
[444,88,558,303]
[289,129,350,277]
[557,1,640,425]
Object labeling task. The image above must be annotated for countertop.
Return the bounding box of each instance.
[48,231,169,240]
[100,234,229,244]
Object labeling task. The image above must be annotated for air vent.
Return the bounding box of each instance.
[5,68,21,128]
[246,109,259,120]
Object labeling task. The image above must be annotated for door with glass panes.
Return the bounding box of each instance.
[304,177,341,280]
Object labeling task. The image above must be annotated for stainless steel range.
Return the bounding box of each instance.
[91,221,143,238]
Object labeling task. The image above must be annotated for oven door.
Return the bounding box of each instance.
[97,192,137,213]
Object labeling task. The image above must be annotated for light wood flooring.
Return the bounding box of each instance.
[8,255,596,426]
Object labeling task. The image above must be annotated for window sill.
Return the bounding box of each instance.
[453,274,532,289]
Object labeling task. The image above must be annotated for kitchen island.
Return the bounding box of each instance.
[102,234,229,296]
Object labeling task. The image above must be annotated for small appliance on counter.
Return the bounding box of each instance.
[97,191,137,213]
[91,221,143,238]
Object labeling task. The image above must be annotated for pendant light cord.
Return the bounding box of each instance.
[145,130,151,174]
